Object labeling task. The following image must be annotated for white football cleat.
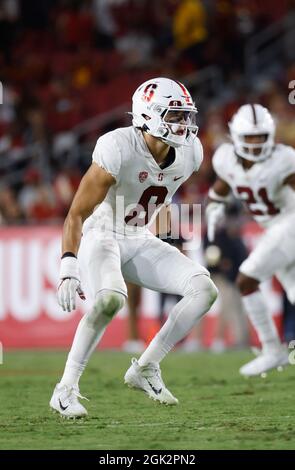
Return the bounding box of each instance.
[239,346,289,377]
[124,358,178,405]
[50,383,88,418]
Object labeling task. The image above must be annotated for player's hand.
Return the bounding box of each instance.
[205,202,225,242]
[57,256,85,312]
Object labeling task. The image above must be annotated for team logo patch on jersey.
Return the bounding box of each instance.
[139,171,148,183]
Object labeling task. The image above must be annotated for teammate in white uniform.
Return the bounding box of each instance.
[50,77,218,417]
[206,103,295,377]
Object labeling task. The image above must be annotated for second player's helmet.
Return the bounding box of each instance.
[131,77,198,148]
[229,104,275,161]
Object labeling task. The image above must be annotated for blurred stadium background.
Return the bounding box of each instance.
[0,0,295,357]
[1,0,295,452]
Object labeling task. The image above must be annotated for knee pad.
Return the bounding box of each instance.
[186,274,218,307]
[86,289,126,327]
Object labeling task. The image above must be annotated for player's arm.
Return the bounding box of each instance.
[62,163,115,255]
[283,173,295,190]
[208,177,231,202]
[58,163,115,312]
[206,177,231,242]
[154,204,171,238]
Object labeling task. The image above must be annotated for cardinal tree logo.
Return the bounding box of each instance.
[288,340,295,365]
[288,80,295,105]
[138,171,148,183]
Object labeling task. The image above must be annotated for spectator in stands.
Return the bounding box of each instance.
[18,168,59,222]
[92,0,117,50]
[115,21,155,69]
[0,0,20,64]
[0,186,24,224]
[55,0,94,50]
[172,0,208,68]
[0,120,27,172]
[269,93,295,148]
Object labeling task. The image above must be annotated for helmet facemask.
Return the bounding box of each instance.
[136,104,198,148]
[160,107,199,147]
[230,129,274,162]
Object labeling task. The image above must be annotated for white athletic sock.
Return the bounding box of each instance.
[242,290,281,353]
[59,313,108,388]
[138,276,217,366]
[60,290,125,388]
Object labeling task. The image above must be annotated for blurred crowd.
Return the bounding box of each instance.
[0,0,295,225]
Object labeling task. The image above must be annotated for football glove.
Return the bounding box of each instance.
[205,202,225,242]
[57,256,85,312]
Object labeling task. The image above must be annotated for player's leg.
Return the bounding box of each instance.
[276,262,295,306]
[237,273,281,352]
[237,224,293,376]
[122,282,145,353]
[123,236,218,404]
[137,276,217,365]
[50,231,127,417]
[225,279,249,348]
[210,274,230,353]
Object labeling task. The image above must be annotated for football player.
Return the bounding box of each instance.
[206,104,295,377]
[50,77,218,417]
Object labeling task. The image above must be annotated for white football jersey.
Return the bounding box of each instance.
[83,126,203,235]
[212,143,295,227]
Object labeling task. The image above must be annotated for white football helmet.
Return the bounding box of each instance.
[131,77,198,148]
[229,104,275,161]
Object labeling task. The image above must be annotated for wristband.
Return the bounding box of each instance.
[60,256,80,280]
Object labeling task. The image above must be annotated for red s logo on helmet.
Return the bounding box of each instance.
[175,81,193,105]
[142,83,158,102]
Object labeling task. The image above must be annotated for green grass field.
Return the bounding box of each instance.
[0,350,294,450]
